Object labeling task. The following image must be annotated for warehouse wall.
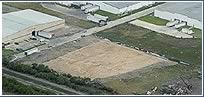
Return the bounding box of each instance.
[119,2,154,14]
[3,20,65,43]
[92,2,120,14]
[154,10,202,29]
[92,2,154,15]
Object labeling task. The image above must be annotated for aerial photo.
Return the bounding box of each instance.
[2,1,202,95]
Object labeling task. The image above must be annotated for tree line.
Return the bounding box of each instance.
[3,54,118,95]
[3,76,57,95]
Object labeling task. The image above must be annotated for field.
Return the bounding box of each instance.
[95,23,202,94]
[138,15,169,26]
[44,40,175,79]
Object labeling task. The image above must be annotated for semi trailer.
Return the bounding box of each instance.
[87,14,107,26]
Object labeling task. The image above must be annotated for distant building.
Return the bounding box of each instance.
[3,9,65,43]
[154,2,202,29]
[91,2,155,14]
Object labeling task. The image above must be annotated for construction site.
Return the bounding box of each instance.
[2,2,202,95]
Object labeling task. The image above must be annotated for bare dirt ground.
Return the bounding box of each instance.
[19,35,100,64]
[44,40,175,79]
[51,26,86,38]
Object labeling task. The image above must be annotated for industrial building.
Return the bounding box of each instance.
[154,2,202,29]
[91,2,154,14]
[3,9,65,43]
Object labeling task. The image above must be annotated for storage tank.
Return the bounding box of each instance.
[37,31,54,39]
[94,14,109,21]
[166,19,179,27]
[174,22,187,28]
[81,4,93,11]
[24,48,39,56]
[84,6,100,13]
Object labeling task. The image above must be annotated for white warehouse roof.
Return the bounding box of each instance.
[3,9,63,38]
[103,2,140,9]
[156,2,202,21]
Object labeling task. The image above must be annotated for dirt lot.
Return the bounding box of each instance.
[44,40,175,79]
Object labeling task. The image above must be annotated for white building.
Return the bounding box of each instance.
[154,2,202,29]
[91,2,154,14]
[3,9,65,43]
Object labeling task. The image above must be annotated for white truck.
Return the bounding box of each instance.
[24,48,39,56]
[32,31,54,39]
[174,22,187,28]
[87,14,107,26]
[81,4,93,11]
[94,14,110,21]
[166,19,179,27]
[84,6,100,14]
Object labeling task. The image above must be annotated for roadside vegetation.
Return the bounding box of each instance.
[138,15,169,26]
[3,76,57,95]
[2,51,118,95]
[95,23,202,94]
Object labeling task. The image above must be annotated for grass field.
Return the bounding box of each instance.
[138,15,169,26]
[3,2,97,29]
[95,23,202,94]
[65,16,97,29]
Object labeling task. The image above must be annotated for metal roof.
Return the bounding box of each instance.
[3,9,62,38]
[103,2,140,9]
[156,2,202,21]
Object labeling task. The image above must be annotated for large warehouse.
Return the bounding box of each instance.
[91,2,154,14]
[154,2,202,29]
[3,9,65,43]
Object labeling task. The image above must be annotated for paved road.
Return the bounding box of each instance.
[130,20,193,38]
[3,67,86,95]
